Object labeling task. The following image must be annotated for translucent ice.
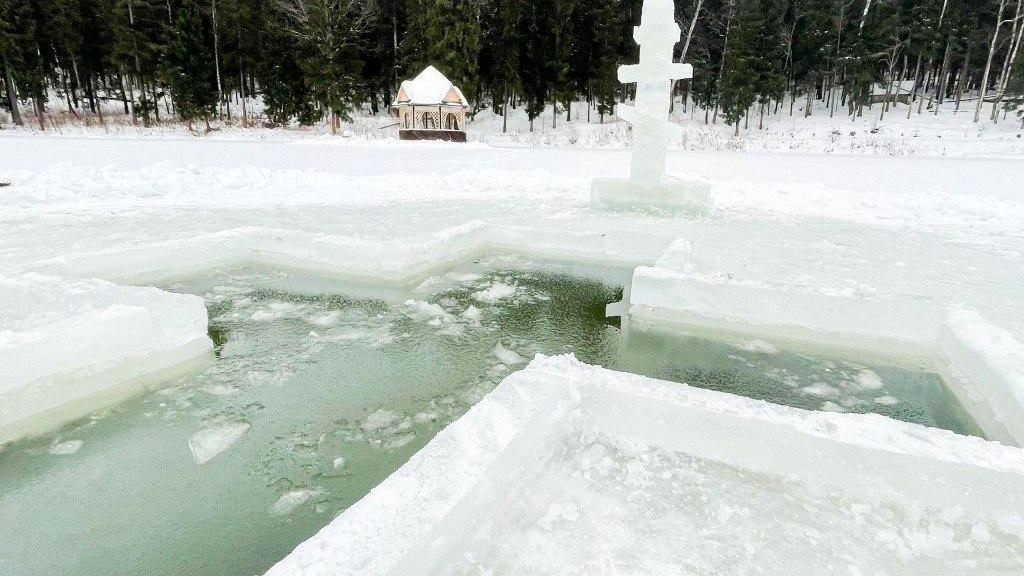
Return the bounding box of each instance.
[188,422,250,465]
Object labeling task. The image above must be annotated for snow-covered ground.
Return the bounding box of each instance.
[4,95,1022,157]
[1,123,1023,573]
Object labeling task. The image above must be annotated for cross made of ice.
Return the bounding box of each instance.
[591,0,712,216]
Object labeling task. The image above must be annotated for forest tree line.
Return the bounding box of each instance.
[1,0,1023,133]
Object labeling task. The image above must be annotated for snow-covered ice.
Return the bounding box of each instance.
[266,355,1024,576]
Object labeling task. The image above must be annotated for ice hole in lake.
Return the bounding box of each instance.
[0,254,981,576]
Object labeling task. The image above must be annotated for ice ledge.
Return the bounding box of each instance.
[31,222,677,286]
[624,265,1024,445]
[266,355,1024,576]
[0,274,213,444]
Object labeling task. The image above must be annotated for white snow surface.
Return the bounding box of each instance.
[265,355,1024,576]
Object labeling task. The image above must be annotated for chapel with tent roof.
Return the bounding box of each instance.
[391,66,470,142]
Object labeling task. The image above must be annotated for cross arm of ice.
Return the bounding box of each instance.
[618,62,693,84]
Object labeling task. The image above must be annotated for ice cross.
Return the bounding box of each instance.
[591,0,712,215]
[618,0,692,182]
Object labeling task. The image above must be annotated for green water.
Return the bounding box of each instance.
[0,260,978,576]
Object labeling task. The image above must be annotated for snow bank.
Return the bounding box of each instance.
[266,355,1024,576]
[0,273,213,444]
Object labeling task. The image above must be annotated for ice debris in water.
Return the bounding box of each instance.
[734,338,780,355]
[250,302,306,322]
[853,370,884,391]
[362,409,403,432]
[493,342,527,366]
[462,305,482,323]
[188,422,250,464]
[272,488,323,515]
[201,384,238,396]
[48,439,83,455]
[332,456,346,469]
[472,282,518,303]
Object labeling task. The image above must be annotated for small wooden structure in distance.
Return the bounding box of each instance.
[391,66,469,142]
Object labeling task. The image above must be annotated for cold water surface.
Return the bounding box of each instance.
[0,258,978,576]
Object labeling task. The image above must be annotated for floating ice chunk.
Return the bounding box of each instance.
[493,342,526,366]
[188,422,250,465]
[332,457,347,469]
[362,410,402,432]
[820,401,847,412]
[874,396,900,406]
[201,384,238,396]
[49,439,83,455]
[402,300,457,326]
[734,338,780,355]
[272,488,322,515]
[472,282,518,303]
[447,272,483,283]
[801,383,839,398]
[382,434,416,450]
[309,311,344,327]
[251,302,305,322]
[462,305,482,323]
[853,370,884,391]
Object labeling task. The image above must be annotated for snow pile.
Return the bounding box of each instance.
[266,355,1024,576]
[0,273,213,444]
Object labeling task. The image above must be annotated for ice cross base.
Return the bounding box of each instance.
[592,175,712,216]
[591,0,713,217]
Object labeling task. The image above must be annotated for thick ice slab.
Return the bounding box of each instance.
[266,355,1024,576]
[33,223,676,286]
[0,274,213,443]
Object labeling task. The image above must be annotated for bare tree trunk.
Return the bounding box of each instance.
[670,0,705,112]
[713,0,735,125]
[907,53,922,119]
[34,97,45,130]
[2,53,23,126]
[991,0,1024,121]
[212,0,224,120]
[976,0,1008,122]
[934,39,952,114]
[804,82,813,117]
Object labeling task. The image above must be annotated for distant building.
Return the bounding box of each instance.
[392,66,469,142]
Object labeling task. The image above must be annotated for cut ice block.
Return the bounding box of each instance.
[0,274,213,444]
[266,355,1024,576]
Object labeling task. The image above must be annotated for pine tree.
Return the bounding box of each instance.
[517,0,556,130]
[423,0,482,108]
[591,0,622,123]
[0,0,31,125]
[161,0,218,128]
[277,0,366,132]
[719,0,758,133]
